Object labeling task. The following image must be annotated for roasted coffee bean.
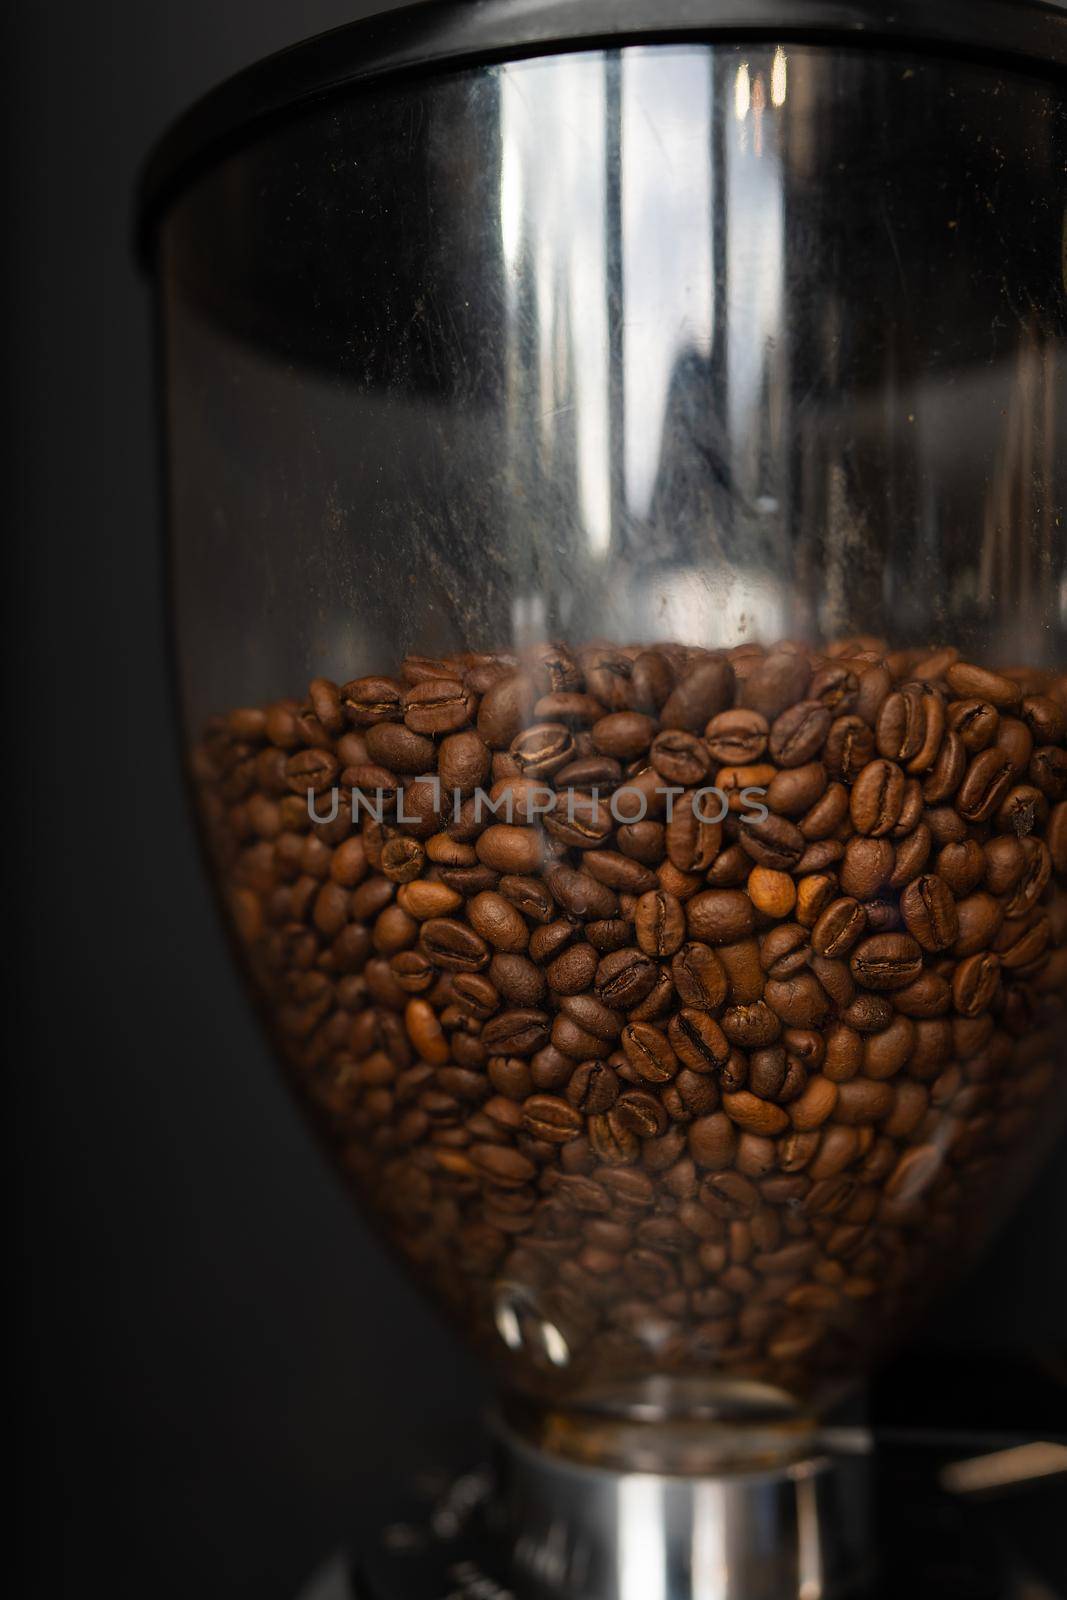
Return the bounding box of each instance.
[812,898,866,959]
[544,941,597,995]
[738,813,806,871]
[686,890,756,945]
[635,889,687,957]
[877,684,944,770]
[341,676,404,726]
[668,1010,730,1072]
[490,953,546,1006]
[952,952,1001,1017]
[900,874,959,952]
[566,1060,620,1114]
[721,1002,781,1049]
[849,934,924,991]
[688,1112,738,1170]
[402,678,474,735]
[672,943,728,1012]
[467,890,530,951]
[739,650,810,720]
[957,747,1015,823]
[768,762,828,819]
[825,714,876,783]
[201,633,1066,1402]
[705,708,768,764]
[661,658,735,732]
[952,892,1003,956]
[850,759,906,836]
[482,1009,551,1056]
[747,866,797,920]
[611,1091,669,1139]
[650,729,712,786]
[595,948,661,1009]
[841,837,894,901]
[763,703,827,771]
[476,674,537,748]
[548,864,619,920]
[946,661,1021,709]
[621,1022,679,1083]
[419,918,490,971]
[760,923,811,978]
[522,1095,583,1143]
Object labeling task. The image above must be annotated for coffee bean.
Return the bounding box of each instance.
[689,1112,739,1169]
[560,993,624,1043]
[547,864,619,920]
[476,825,545,874]
[566,1060,620,1114]
[419,917,490,971]
[340,676,404,726]
[489,953,546,1006]
[768,762,828,818]
[621,1022,679,1083]
[671,943,728,1011]
[952,892,1003,956]
[544,941,598,996]
[849,934,924,991]
[200,633,1066,1404]
[476,674,536,747]
[850,759,906,836]
[876,684,944,769]
[668,1009,730,1072]
[841,837,894,900]
[826,715,876,782]
[900,874,959,952]
[595,948,660,1009]
[611,1091,669,1139]
[721,1001,781,1048]
[364,723,435,774]
[403,678,475,735]
[705,708,768,764]
[635,889,687,956]
[946,661,1022,709]
[834,1079,894,1125]
[812,898,866,959]
[700,1170,760,1219]
[482,1009,551,1056]
[738,813,806,871]
[661,659,735,732]
[739,650,810,720]
[952,952,1001,1017]
[957,747,1015,823]
[522,1095,583,1143]
[721,1091,790,1136]
[588,1113,640,1166]
[650,730,712,786]
[464,890,529,952]
[768,701,832,767]
[592,712,656,760]
[687,890,756,944]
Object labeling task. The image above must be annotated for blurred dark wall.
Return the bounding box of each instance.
[4,4,1065,1597]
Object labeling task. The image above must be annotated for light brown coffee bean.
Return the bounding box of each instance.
[721,1091,790,1136]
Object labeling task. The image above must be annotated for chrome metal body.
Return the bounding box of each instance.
[494,1423,872,1600]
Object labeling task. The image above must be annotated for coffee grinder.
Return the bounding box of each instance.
[139,4,1067,1594]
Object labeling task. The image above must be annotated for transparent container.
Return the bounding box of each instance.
[144,0,1067,1492]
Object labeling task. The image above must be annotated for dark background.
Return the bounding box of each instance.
[5,3,1066,1596]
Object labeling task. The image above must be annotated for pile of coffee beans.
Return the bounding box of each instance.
[193,638,1067,1410]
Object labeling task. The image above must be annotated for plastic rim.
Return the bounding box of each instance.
[137,0,1067,259]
